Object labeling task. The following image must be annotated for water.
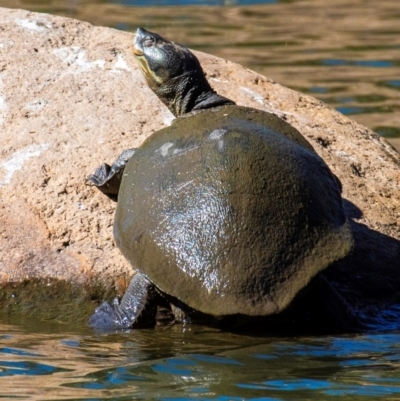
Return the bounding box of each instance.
[2,317,400,400]
[111,0,277,5]
[0,1,400,399]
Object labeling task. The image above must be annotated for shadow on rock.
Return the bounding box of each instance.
[319,199,400,331]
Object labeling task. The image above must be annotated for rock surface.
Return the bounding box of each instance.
[0,8,399,324]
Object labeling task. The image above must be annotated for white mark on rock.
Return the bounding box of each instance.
[335,150,350,159]
[111,54,131,73]
[240,86,265,105]
[53,47,105,73]
[163,111,175,126]
[0,96,7,126]
[335,149,360,163]
[158,142,174,157]
[16,19,52,32]
[0,40,14,49]
[209,128,227,151]
[26,98,48,113]
[0,143,49,186]
[0,78,7,126]
[335,150,360,163]
[240,86,295,118]
[210,77,228,83]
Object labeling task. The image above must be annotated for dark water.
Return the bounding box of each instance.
[2,317,400,400]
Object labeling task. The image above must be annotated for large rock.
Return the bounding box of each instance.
[0,8,399,324]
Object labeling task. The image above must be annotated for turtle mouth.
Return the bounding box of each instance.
[132,34,144,57]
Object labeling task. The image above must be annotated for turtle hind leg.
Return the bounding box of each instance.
[88,148,136,201]
[88,272,169,329]
[155,304,176,327]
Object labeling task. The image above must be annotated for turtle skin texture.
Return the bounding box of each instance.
[88,27,353,330]
[113,105,353,319]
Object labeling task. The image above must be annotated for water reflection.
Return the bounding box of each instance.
[379,80,400,91]
[113,0,277,5]
[1,317,400,400]
[375,126,400,137]
[321,59,395,68]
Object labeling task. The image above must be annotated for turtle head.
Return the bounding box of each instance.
[132,28,234,117]
[133,27,201,88]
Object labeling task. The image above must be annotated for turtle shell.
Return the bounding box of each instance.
[114,105,353,317]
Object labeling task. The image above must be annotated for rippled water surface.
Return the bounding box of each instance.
[2,317,400,400]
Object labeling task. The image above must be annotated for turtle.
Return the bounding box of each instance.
[87,28,353,330]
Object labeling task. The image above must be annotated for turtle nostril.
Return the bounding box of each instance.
[143,37,155,48]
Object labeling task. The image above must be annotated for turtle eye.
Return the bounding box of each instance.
[143,37,155,47]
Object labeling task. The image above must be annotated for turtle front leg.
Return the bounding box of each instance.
[88,148,136,201]
[89,272,156,329]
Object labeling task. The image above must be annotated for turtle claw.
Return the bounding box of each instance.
[88,148,136,201]
[88,163,112,186]
[88,299,131,329]
[88,163,121,202]
[88,273,160,330]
